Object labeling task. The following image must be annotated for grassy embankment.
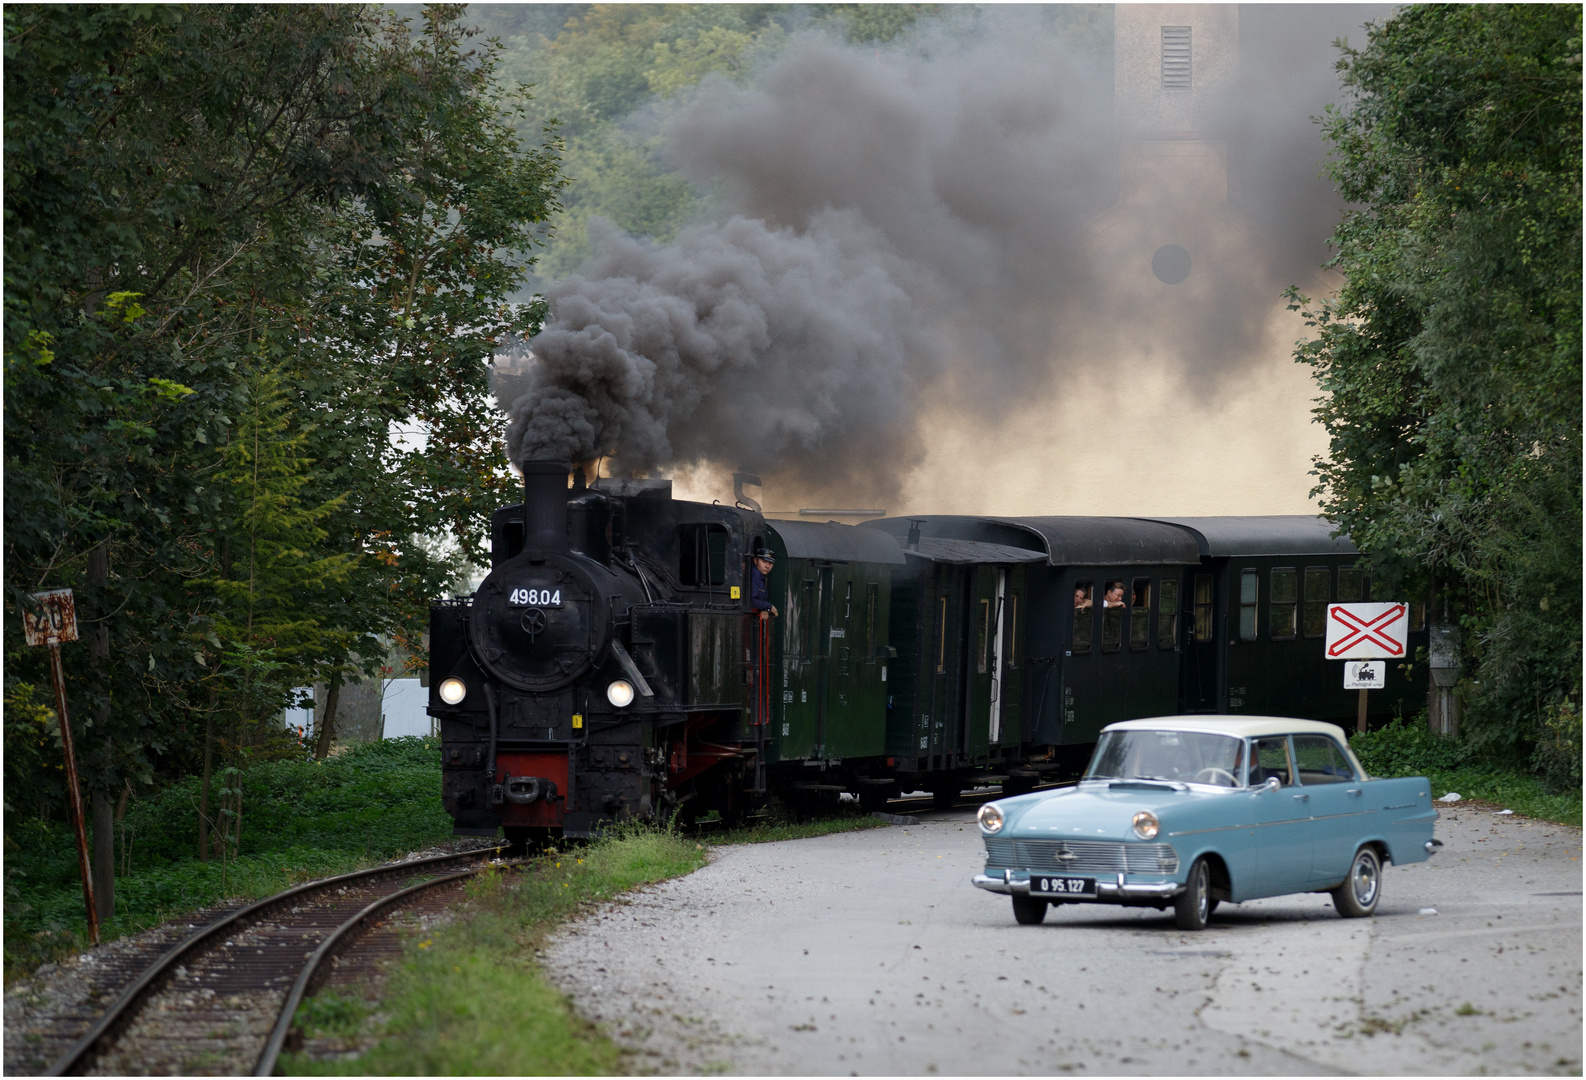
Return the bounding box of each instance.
[1350,720,1582,827]
[4,738,457,981]
[282,808,888,1075]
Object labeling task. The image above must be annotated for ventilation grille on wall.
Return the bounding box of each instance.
[1161,25,1191,89]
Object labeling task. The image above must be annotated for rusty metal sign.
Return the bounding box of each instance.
[23,588,78,646]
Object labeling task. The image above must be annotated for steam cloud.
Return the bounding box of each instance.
[504,7,1390,503]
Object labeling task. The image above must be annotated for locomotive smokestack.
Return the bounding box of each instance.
[522,460,571,554]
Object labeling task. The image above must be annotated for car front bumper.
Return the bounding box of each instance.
[972,869,1183,901]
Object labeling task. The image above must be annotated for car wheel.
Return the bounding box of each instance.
[1331,846,1382,918]
[1174,857,1212,930]
[1012,895,1049,925]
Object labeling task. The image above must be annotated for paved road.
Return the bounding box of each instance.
[542,802,1582,1075]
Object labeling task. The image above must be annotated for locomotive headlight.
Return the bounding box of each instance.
[606,680,635,708]
[438,677,467,705]
[1132,810,1160,840]
[977,803,1005,834]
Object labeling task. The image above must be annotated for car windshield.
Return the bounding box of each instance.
[1084,730,1245,788]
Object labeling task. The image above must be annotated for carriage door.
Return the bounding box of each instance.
[813,565,835,757]
[965,566,1000,759]
[988,568,1009,745]
[1181,569,1219,712]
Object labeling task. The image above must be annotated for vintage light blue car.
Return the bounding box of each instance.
[973,717,1442,929]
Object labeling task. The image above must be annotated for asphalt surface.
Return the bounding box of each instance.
[542,800,1582,1075]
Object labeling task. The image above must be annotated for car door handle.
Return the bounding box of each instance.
[1292,793,1310,802]
[1346,788,1362,796]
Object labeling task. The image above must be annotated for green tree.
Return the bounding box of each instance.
[4,4,562,881]
[1291,4,1581,781]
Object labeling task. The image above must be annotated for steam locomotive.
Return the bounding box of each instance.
[428,461,1426,847]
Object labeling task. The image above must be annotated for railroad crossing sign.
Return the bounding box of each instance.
[1326,602,1408,659]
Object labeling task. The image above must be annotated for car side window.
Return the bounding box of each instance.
[1250,737,1294,786]
[1293,735,1357,784]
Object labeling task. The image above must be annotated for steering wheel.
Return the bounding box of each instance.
[1193,767,1237,787]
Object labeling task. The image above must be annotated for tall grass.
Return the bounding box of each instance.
[4,738,455,979]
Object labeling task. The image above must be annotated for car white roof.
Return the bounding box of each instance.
[1102,716,1351,740]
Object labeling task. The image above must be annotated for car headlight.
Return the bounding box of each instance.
[977,803,1005,834]
[606,680,635,708]
[1132,810,1160,840]
[438,677,467,705]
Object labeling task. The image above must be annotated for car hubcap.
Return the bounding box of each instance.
[1353,855,1378,906]
[1196,868,1209,919]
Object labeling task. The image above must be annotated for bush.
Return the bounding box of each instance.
[1350,718,1472,778]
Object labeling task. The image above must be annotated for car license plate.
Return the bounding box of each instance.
[1031,875,1095,897]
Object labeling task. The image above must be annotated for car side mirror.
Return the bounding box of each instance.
[1262,776,1282,793]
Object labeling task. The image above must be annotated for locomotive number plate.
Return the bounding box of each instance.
[1030,875,1095,898]
[509,587,562,607]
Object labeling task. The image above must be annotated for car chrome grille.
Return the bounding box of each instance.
[983,838,1179,875]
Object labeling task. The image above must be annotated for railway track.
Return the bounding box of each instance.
[42,846,508,1077]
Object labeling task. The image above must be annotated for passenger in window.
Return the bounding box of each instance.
[1074,584,1093,611]
[749,548,779,617]
[1103,581,1126,608]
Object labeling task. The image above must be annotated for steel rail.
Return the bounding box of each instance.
[253,861,504,1075]
[45,846,503,1077]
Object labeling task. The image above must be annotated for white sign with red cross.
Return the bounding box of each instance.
[1326,602,1408,660]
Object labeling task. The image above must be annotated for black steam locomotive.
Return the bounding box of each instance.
[428,461,1426,847]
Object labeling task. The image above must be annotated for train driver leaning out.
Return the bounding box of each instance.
[750,549,779,617]
[1103,581,1127,608]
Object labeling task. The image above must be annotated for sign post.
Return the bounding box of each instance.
[24,589,99,944]
[1325,602,1408,734]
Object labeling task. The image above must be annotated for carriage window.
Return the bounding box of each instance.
[977,598,991,673]
[936,595,948,673]
[1238,570,1258,641]
[1130,578,1151,651]
[1303,566,1331,638]
[1072,581,1093,652]
[865,583,879,661]
[1337,566,1363,602]
[1007,592,1019,668]
[1101,578,1124,653]
[1269,568,1297,639]
[1192,574,1213,642]
[677,523,728,587]
[1158,578,1179,649]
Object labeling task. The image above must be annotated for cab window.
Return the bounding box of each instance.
[678,523,727,587]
